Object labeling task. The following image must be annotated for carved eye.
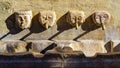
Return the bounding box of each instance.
[103,14,108,18]
[78,16,81,20]
[95,15,100,19]
[48,16,53,19]
[18,16,23,21]
[42,16,46,18]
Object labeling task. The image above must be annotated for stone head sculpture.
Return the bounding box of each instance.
[38,11,56,29]
[92,11,110,30]
[66,10,85,29]
[15,10,32,29]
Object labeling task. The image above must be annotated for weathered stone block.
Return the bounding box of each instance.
[0,41,7,53]
[51,40,76,53]
[0,40,27,54]
[76,40,107,57]
[5,40,27,53]
[46,40,107,57]
[26,40,56,57]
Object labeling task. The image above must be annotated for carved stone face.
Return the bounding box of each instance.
[92,11,110,30]
[15,10,32,29]
[38,11,56,29]
[66,10,85,29]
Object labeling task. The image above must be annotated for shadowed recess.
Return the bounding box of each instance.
[5,13,23,34]
[40,43,57,54]
[113,43,120,52]
[48,31,63,40]
[0,55,120,68]
[29,13,46,33]
[57,12,74,31]
[0,32,10,40]
[81,14,100,31]
[73,14,101,40]
[48,12,73,40]
[26,42,32,51]
[19,13,47,40]
[105,41,113,53]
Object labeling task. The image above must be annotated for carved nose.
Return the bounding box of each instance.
[75,18,77,22]
[75,17,79,22]
[45,17,48,20]
[75,17,77,22]
[75,17,79,29]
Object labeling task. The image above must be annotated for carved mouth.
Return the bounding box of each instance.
[73,22,82,29]
[100,18,105,30]
[43,23,51,29]
[75,22,79,29]
[95,17,106,30]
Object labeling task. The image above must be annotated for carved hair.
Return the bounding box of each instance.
[15,10,32,16]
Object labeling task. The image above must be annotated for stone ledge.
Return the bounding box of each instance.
[0,40,120,57]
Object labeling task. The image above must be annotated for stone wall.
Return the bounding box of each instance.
[0,0,119,41]
[0,0,120,67]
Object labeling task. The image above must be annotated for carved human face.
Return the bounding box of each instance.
[15,10,32,29]
[38,11,56,29]
[92,11,110,30]
[66,10,85,29]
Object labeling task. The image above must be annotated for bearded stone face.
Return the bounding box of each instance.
[66,10,85,29]
[38,11,56,29]
[92,11,110,30]
[15,10,32,29]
